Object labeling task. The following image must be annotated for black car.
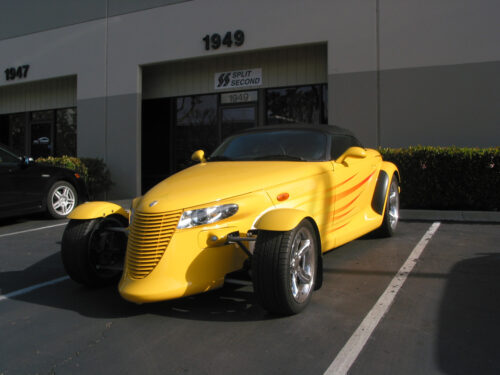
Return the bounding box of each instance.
[0,144,87,219]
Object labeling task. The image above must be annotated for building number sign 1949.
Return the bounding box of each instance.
[4,65,30,81]
[203,30,244,50]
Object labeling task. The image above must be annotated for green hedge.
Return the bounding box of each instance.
[379,146,500,211]
[36,156,113,200]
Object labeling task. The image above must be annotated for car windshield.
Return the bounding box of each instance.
[210,129,327,161]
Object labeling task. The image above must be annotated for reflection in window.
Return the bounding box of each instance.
[266,84,327,125]
[221,107,255,140]
[56,108,77,156]
[0,115,9,146]
[0,147,20,163]
[175,95,217,171]
[31,110,54,123]
[0,108,76,158]
[9,114,27,155]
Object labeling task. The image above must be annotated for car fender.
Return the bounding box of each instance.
[254,208,309,232]
[371,162,400,215]
[67,201,129,221]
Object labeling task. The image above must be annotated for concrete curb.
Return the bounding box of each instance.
[401,209,500,223]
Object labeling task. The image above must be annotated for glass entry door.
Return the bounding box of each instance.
[30,110,55,159]
[31,122,53,159]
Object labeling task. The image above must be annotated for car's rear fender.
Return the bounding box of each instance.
[371,162,400,215]
[68,201,129,221]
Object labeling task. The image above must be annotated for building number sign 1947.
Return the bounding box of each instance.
[4,65,30,81]
[203,30,244,50]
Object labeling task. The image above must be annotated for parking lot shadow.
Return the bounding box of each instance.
[437,253,500,374]
[4,253,271,322]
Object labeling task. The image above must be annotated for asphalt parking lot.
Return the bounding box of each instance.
[0,216,499,375]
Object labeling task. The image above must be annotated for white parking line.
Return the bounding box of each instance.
[0,222,67,239]
[324,222,441,375]
[0,276,70,302]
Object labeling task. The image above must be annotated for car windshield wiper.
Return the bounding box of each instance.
[208,155,234,161]
[251,154,306,161]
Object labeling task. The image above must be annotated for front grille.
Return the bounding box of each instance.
[126,210,182,279]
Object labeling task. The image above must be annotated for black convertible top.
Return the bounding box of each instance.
[237,124,357,138]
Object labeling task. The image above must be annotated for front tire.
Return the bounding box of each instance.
[252,220,317,315]
[61,216,127,287]
[375,175,400,237]
[47,181,77,219]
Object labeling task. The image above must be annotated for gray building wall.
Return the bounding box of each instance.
[0,0,191,40]
[1,0,499,198]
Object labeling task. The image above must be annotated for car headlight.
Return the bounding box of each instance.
[177,204,238,229]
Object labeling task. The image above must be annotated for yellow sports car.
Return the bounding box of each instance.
[61,125,400,315]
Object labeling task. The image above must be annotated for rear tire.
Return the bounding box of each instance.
[375,175,400,237]
[47,181,77,219]
[252,220,317,315]
[61,216,127,287]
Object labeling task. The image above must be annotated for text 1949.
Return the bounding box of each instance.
[203,31,244,51]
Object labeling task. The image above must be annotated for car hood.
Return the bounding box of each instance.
[136,161,332,213]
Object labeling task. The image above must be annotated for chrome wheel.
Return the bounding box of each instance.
[51,184,76,216]
[289,227,316,303]
[388,179,400,231]
[253,220,318,315]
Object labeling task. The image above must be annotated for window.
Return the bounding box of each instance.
[55,108,77,157]
[174,95,218,171]
[0,108,76,158]
[212,129,328,161]
[266,84,327,125]
[0,146,19,164]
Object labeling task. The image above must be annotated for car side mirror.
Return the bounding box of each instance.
[336,147,367,164]
[191,150,206,163]
[18,156,33,167]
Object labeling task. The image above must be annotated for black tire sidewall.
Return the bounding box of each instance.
[61,217,126,287]
[252,219,317,315]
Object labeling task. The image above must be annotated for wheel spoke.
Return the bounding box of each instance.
[297,268,311,284]
[53,200,63,209]
[296,239,310,259]
[288,227,316,303]
[291,272,299,296]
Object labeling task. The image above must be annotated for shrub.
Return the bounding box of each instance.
[35,155,88,178]
[79,157,113,200]
[36,156,113,200]
[379,146,500,211]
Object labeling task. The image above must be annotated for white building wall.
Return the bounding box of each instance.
[0,0,499,197]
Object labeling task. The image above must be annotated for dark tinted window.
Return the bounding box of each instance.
[0,146,19,164]
[175,95,218,171]
[266,84,327,125]
[211,130,327,161]
[55,108,77,157]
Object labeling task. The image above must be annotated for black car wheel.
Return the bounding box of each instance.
[47,181,77,219]
[61,216,128,287]
[252,219,317,315]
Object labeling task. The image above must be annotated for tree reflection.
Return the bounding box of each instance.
[266,84,327,125]
[175,95,218,171]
